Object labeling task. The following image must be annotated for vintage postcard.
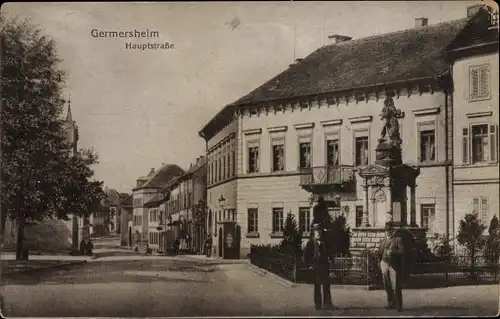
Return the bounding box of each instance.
[0,1,499,317]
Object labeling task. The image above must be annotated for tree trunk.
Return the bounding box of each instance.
[0,210,6,247]
[15,213,26,260]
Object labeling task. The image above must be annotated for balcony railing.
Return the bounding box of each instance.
[299,165,355,186]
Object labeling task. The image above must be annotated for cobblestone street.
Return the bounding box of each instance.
[1,259,498,317]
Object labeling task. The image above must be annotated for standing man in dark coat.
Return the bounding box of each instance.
[204,234,213,258]
[378,220,405,312]
[303,222,338,310]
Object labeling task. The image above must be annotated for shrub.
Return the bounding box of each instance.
[484,216,500,277]
[280,212,303,258]
[457,212,487,278]
[428,233,454,263]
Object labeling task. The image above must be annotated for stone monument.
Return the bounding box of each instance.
[350,96,426,256]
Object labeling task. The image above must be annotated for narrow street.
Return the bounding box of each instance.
[1,256,498,317]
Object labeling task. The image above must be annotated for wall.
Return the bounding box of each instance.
[452,51,499,236]
[240,90,448,171]
[132,188,158,242]
[120,206,132,246]
[235,88,450,253]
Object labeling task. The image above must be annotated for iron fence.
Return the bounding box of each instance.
[249,249,500,288]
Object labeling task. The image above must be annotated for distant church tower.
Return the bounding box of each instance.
[63,96,85,251]
[63,95,79,156]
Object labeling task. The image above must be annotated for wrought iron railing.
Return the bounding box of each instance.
[249,246,500,288]
[299,165,355,186]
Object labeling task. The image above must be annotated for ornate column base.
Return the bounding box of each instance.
[361,212,370,227]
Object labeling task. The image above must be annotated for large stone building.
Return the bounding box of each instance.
[199,6,499,258]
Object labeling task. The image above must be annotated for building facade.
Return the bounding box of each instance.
[131,164,184,247]
[120,194,133,247]
[449,5,499,237]
[199,6,499,258]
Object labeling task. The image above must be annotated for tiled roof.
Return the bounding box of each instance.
[121,194,133,207]
[229,18,470,107]
[135,164,185,190]
[144,193,163,207]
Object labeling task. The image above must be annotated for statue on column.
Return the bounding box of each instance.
[378,96,404,148]
[376,96,405,165]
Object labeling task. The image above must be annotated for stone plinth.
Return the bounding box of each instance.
[375,142,402,166]
[350,226,428,257]
[350,227,387,256]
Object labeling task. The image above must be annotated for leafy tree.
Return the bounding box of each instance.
[0,16,105,259]
[280,212,302,258]
[484,215,500,278]
[457,212,487,277]
[428,233,453,262]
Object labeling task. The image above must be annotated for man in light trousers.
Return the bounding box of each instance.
[378,221,405,312]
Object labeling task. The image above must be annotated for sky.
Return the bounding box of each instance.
[2,1,481,193]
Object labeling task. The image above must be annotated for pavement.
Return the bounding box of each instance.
[1,257,498,317]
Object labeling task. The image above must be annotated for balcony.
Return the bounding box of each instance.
[299,165,355,192]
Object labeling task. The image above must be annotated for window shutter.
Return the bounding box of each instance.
[471,68,479,99]
[472,198,480,215]
[462,127,470,164]
[489,125,498,164]
[479,67,490,97]
[481,197,489,225]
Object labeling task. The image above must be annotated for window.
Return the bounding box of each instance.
[473,197,489,226]
[133,199,142,207]
[149,209,158,222]
[210,161,213,184]
[419,129,436,162]
[299,142,311,168]
[272,208,284,233]
[421,204,435,230]
[355,136,369,166]
[463,124,498,164]
[222,154,226,180]
[355,205,363,227]
[472,125,489,164]
[247,208,258,233]
[232,149,236,176]
[326,139,340,166]
[272,144,285,172]
[470,65,490,100]
[248,146,259,173]
[218,156,222,181]
[299,207,311,234]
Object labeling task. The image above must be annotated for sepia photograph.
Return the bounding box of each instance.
[0,1,499,317]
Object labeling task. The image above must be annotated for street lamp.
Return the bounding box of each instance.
[218,193,226,220]
[218,194,226,209]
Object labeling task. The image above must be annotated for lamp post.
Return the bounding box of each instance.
[218,194,226,220]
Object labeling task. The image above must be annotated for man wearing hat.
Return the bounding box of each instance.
[378,220,405,312]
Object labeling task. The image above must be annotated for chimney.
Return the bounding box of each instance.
[328,34,352,44]
[415,17,428,28]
